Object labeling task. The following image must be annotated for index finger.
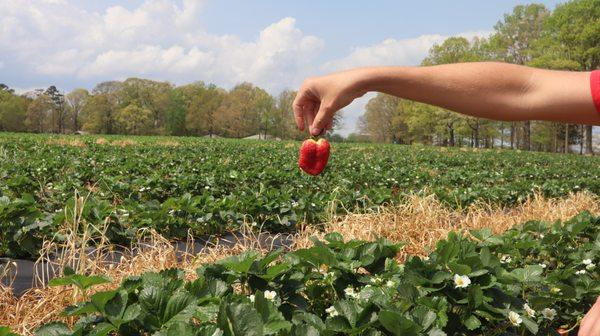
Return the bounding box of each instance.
[293,91,308,131]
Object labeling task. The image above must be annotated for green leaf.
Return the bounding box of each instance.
[218,301,263,336]
[122,303,142,323]
[379,310,420,336]
[218,251,260,274]
[87,323,115,336]
[448,262,471,276]
[291,245,336,267]
[61,302,97,317]
[510,265,543,283]
[521,316,538,335]
[163,292,196,325]
[467,285,483,309]
[463,315,481,330]
[479,247,491,267]
[34,323,72,336]
[90,290,117,313]
[334,300,359,328]
[291,325,320,336]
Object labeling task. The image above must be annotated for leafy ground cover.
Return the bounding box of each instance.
[1,133,599,259]
[2,211,598,336]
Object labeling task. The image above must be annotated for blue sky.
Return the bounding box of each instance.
[0,0,565,135]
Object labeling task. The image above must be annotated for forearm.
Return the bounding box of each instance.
[354,62,599,124]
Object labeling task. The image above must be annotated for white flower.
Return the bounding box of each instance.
[508,311,522,326]
[264,290,277,301]
[326,306,339,317]
[575,269,587,275]
[550,287,561,294]
[386,280,395,288]
[542,308,557,320]
[291,201,299,208]
[523,303,535,318]
[204,186,210,190]
[500,255,512,264]
[539,234,545,238]
[453,274,471,289]
[370,276,383,285]
[586,263,596,270]
[344,287,358,299]
[539,263,547,269]
[583,259,593,265]
[249,295,255,303]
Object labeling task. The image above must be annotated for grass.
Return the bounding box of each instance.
[1,191,598,335]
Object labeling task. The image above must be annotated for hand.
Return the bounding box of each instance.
[580,297,600,336]
[293,69,370,136]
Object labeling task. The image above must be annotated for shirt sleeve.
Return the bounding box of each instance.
[592,70,600,114]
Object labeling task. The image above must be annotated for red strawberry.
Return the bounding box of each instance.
[298,138,330,176]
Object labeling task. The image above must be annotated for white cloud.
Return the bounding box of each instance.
[325,31,492,71]
[0,0,322,93]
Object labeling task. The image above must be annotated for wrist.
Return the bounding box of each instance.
[353,66,412,95]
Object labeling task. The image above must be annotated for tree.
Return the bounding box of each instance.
[216,83,265,138]
[115,103,154,135]
[185,85,225,137]
[165,89,187,136]
[65,89,89,132]
[26,95,53,133]
[0,90,28,131]
[119,78,173,134]
[81,94,115,134]
[543,0,600,154]
[360,94,407,143]
[255,89,276,139]
[44,85,67,133]
[491,4,551,150]
[0,84,14,94]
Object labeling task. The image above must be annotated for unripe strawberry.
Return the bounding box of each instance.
[298,138,330,176]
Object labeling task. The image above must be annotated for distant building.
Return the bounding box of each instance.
[243,134,282,141]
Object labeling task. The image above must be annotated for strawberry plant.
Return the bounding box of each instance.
[1,133,599,258]
[3,212,596,336]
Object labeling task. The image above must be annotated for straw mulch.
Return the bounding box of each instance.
[1,192,598,335]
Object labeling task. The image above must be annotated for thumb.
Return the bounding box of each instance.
[311,104,334,136]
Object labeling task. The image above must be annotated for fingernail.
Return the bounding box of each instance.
[310,127,322,136]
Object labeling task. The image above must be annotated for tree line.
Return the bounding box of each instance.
[0,79,328,140]
[357,0,599,154]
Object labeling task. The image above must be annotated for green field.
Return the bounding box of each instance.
[1,133,599,258]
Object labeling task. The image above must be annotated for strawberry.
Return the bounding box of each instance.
[298,138,330,176]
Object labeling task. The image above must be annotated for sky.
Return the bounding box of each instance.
[0,0,566,135]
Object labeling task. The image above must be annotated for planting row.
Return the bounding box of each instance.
[1,133,599,258]
[2,211,599,335]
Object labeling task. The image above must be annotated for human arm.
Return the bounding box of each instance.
[293,62,600,136]
[579,297,600,336]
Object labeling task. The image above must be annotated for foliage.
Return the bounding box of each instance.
[4,212,597,335]
[0,134,598,259]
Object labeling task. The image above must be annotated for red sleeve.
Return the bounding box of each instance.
[592,70,600,114]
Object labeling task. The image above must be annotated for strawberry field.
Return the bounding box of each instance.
[3,211,599,335]
[1,133,599,259]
